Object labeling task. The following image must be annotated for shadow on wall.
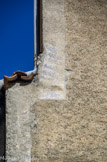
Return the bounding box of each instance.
[0,89,5,161]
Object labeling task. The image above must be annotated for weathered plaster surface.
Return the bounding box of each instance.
[39,0,66,100]
[32,0,107,161]
[6,82,38,162]
[6,0,107,162]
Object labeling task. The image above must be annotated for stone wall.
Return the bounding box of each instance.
[6,0,107,162]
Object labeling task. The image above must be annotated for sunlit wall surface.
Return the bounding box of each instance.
[0,0,34,79]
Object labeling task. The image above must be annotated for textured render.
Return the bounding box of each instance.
[32,0,107,161]
[6,0,107,162]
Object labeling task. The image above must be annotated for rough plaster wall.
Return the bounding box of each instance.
[32,0,107,161]
[6,82,38,162]
[6,0,107,162]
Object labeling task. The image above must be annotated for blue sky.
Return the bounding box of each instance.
[0,0,34,79]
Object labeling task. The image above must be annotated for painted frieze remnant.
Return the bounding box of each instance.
[39,0,66,100]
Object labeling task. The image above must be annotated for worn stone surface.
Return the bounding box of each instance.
[6,82,38,162]
[6,0,107,162]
